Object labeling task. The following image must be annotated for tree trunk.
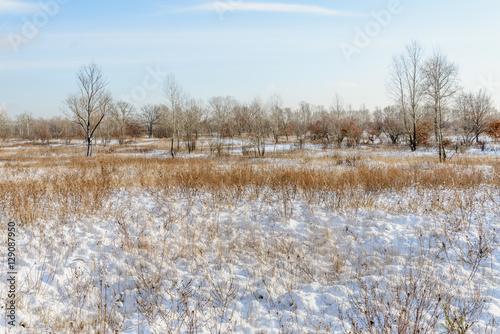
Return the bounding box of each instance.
[170,137,175,157]
[410,122,417,151]
[86,135,92,157]
[439,139,446,162]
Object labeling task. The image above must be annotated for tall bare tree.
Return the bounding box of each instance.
[387,41,426,151]
[423,50,460,161]
[140,104,162,138]
[163,74,185,157]
[64,63,112,156]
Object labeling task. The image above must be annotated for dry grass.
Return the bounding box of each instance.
[1,144,498,226]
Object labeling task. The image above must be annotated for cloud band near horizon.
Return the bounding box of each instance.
[179,2,363,17]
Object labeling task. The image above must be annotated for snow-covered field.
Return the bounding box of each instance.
[0,139,499,333]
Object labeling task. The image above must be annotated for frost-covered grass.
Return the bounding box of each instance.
[0,139,499,333]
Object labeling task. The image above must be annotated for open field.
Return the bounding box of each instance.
[0,138,499,333]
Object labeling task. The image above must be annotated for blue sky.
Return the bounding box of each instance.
[1,0,499,118]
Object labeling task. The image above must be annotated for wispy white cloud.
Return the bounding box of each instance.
[0,0,39,14]
[179,2,363,17]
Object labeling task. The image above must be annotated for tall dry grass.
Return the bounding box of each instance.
[0,152,497,225]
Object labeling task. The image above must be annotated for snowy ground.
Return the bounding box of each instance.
[0,139,499,333]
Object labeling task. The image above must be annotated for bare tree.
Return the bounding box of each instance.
[32,118,51,142]
[423,50,460,161]
[140,104,162,138]
[382,105,405,144]
[0,108,10,139]
[367,107,385,144]
[183,98,204,153]
[329,93,347,147]
[64,63,113,156]
[46,117,65,140]
[343,106,364,148]
[163,74,185,157]
[455,90,495,145]
[308,105,331,142]
[268,94,285,144]
[229,102,252,154]
[231,102,251,137]
[294,101,312,149]
[348,104,370,146]
[249,97,270,156]
[112,101,135,144]
[15,112,33,139]
[208,96,236,154]
[96,117,114,147]
[387,41,426,151]
[283,107,294,142]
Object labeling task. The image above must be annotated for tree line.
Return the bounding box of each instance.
[1,42,499,158]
